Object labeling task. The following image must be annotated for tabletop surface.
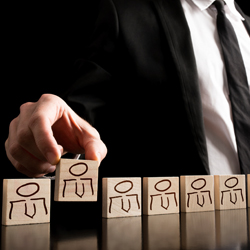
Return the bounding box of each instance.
[1,201,250,250]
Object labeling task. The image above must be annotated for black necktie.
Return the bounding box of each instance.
[214,0,250,173]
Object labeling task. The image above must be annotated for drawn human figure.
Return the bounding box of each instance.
[62,162,94,198]
[221,177,244,205]
[149,179,178,210]
[9,182,48,219]
[109,180,140,213]
[187,178,212,207]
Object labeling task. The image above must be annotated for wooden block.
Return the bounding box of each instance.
[180,175,214,212]
[54,159,98,201]
[248,175,250,207]
[102,178,141,218]
[143,177,179,215]
[214,175,246,210]
[2,179,51,226]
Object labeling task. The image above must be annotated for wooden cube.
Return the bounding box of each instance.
[2,179,51,226]
[214,175,246,210]
[54,159,98,201]
[180,175,214,212]
[102,178,141,218]
[143,177,179,215]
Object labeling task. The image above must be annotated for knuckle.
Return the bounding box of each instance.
[16,128,30,145]
[28,113,43,128]
[103,142,108,154]
[8,142,21,157]
[93,128,101,140]
[9,117,18,129]
[88,126,101,140]
[14,162,24,173]
[8,117,19,135]
[19,102,33,113]
[100,140,108,158]
[39,93,61,104]
[39,93,51,102]
[4,139,8,150]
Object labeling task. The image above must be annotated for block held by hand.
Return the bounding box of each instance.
[54,159,98,202]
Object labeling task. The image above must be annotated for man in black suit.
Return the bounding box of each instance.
[5,0,250,178]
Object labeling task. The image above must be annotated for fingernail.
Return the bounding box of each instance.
[96,152,101,166]
[48,165,56,173]
[46,152,60,165]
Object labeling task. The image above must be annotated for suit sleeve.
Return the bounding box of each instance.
[63,0,119,125]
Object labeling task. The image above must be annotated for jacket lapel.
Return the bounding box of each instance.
[235,3,250,35]
[152,0,209,173]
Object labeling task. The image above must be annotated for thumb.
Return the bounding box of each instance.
[84,139,107,166]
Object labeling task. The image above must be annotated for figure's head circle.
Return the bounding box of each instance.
[191,178,206,190]
[154,179,171,192]
[224,177,239,188]
[114,180,133,193]
[69,163,88,177]
[16,182,40,197]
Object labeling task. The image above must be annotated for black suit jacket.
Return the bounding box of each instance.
[65,0,250,177]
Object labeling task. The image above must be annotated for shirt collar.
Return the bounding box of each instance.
[191,0,245,21]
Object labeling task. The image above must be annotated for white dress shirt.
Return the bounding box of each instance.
[180,0,250,175]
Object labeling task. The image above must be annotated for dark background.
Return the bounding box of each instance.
[1,0,249,184]
[1,1,101,179]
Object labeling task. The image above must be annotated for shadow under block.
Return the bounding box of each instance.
[102,217,142,250]
[2,223,50,250]
[143,213,180,250]
[181,211,216,250]
[214,175,246,210]
[143,177,179,215]
[54,159,98,202]
[102,178,141,218]
[180,175,214,213]
[215,209,248,247]
[2,179,51,226]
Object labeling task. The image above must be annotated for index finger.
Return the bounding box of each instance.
[27,95,66,164]
[29,115,63,165]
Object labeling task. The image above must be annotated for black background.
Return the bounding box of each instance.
[0,1,249,237]
[1,0,249,180]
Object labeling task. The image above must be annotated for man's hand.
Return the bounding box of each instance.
[5,94,107,177]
